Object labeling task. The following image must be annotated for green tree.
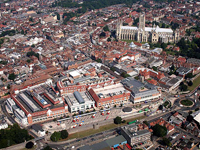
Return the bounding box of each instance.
[99,32,106,38]
[161,42,167,50]
[103,25,109,32]
[121,72,130,78]
[96,58,102,63]
[56,13,60,20]
[123,22,128,26]
[114,116,122,124]
[60,130,68,139]
[159,105,163,110]
[170,64,175,71]
[25,141,34,149]
[7,84,10,89]
[31,44,35,48]
[180,84,188,91]
[29,17,33,22]
[0,124,33,149]
[185,73,193,79]
[110,67,115,72]
[107,37,111,42]
[153,124,167,137]
[152,66,157,71]
[143,120,149,127]
[27,59,31,63]
[50,131,61,142]
[188,80,193,86]
[8,73,16,81]
[163,137,171,146]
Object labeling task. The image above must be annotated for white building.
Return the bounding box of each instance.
[31,124,45,137]
[6,98,16,113]
[0,120,8,130]
[65,91,95,113]
[9,52,21,59]
[6,98,28,125]
[14,108,28,125]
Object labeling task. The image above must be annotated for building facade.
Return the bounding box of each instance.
[121,78,161,103]
[121,123,151,146]
[117,13,180,43]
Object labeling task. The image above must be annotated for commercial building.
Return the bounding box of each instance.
[176,67,192,77]
[88,83,130,108]
[9,85,68,125]
[65,91,95,113]
[169,112,186,127]
[121,78,161,103]
[57,63,117,95]
[159,75,183,92]
[121,123,151,146]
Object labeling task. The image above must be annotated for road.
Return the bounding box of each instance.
[2,89,200,150]
[45,109,180,150]
[1,101,16,124]
[48,128,117,150]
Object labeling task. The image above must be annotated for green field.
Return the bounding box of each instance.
[180,99,193,106]
[188,75,200,91]
[64,115,146,140]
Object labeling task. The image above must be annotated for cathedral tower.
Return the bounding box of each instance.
[116,20,122,40]
[139,13,145,31]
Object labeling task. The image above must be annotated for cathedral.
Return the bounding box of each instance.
[116,13,180,43]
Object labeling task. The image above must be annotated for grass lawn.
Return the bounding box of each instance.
[163,101,169,108]
[180,99,193,106]
[188,75,200,91]
[62,115,146,140]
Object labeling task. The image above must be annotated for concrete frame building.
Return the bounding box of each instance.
[121,123,151,146]
[121,78,161,103]
[65,91,95,113]
[88,83,130,108]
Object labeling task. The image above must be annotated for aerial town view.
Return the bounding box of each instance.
[0,0,200,150]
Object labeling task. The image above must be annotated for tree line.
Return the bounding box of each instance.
[0,124,33,149]
[177,38,200,59]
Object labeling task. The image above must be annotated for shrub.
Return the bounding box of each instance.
[25,141,34,149]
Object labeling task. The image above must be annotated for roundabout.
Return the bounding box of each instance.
[180,99,194,107]
[122,107,132,112]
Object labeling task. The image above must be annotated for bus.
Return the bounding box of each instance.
[128,120,138,125]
